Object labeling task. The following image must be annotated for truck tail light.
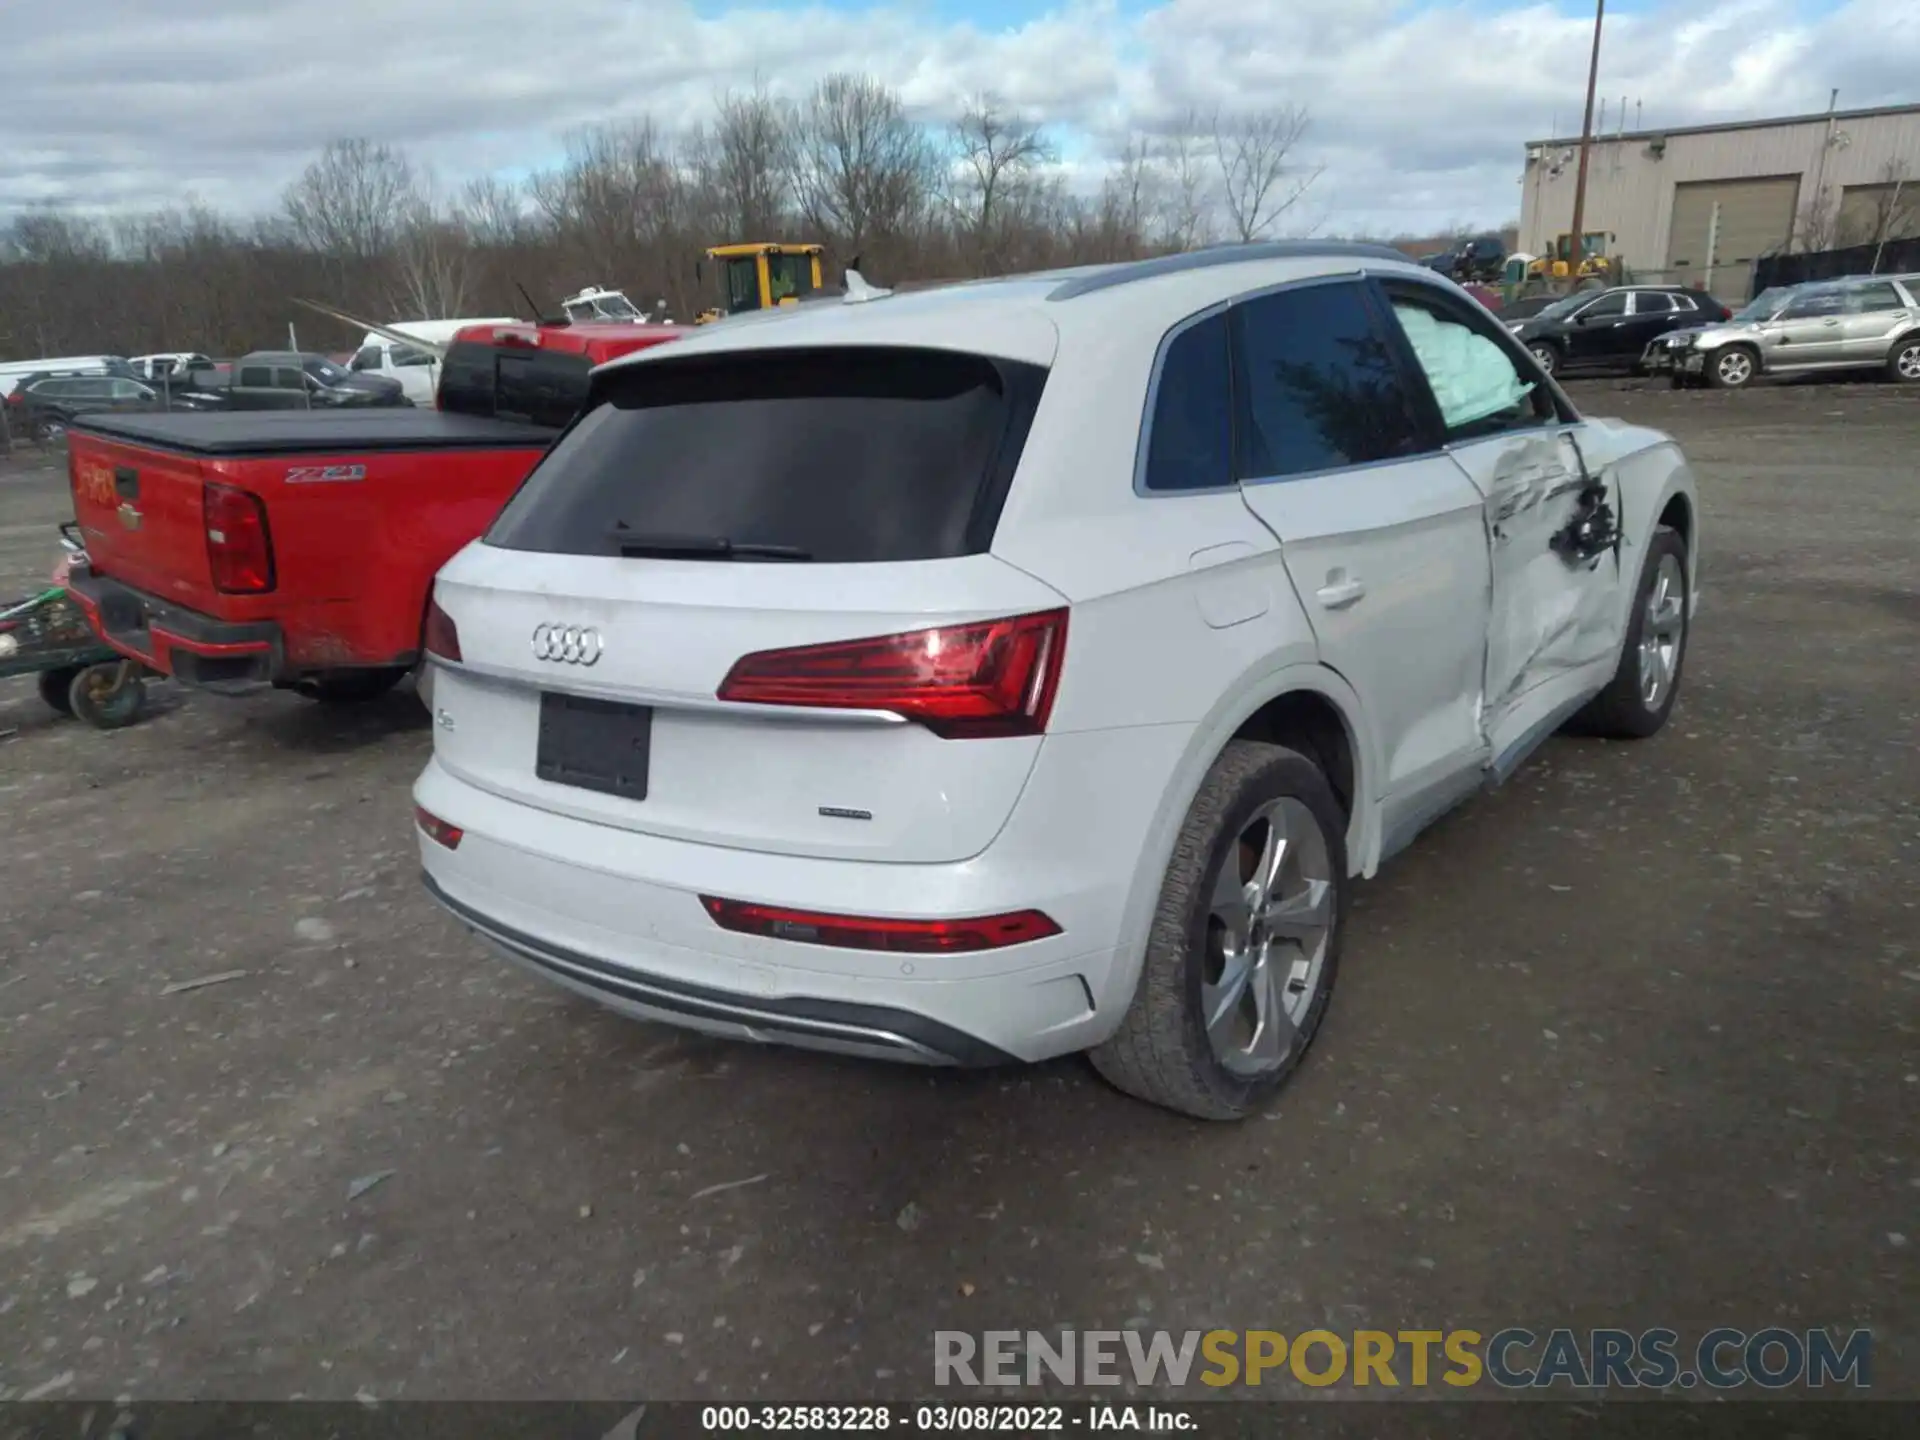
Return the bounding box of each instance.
[699,896,1060,953]
[716,608,1067,739]
[423,598,461,662]
[203,483,274,594]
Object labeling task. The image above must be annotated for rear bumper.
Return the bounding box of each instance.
[410,738,1178,1066]
[422,872,1017,1066]
[65,566,282,693]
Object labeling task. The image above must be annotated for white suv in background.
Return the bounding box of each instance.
[413,243,1701,1120]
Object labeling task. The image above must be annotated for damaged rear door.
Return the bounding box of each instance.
[1372,278,1626,776]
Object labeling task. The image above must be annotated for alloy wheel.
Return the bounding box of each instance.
[1896,344,1920,381]
[1201,798,1334,1077]
[1715,351,1753,386]
[1637,551,1686,710]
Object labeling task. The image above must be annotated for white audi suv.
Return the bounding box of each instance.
[413,243,1700,1119]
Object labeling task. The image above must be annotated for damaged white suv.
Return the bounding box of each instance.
[413,243,1700,1120]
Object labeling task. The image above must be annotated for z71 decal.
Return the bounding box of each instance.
[285,464,367,484]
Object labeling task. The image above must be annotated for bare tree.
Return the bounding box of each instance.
[1210,104,1321,242]
[701,83,796,239]
[530,120,689,276]
[392,179,474,319]
[1830,158,1917,254]
[1153,115,1215,251]
[947,94,1057,270]
[458,175,532,248]
[281,139,419,262]
[790,73,938,255]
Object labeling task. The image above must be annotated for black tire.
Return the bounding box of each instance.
[1574,526,1690,739]
[1528,342,1559,377]
[68,664,146,730]
[1886,334,1920,384]
[1090,740,1349,1121]
[37,664,83,715]
[296,667,407,703]
[1705,346,1757,389]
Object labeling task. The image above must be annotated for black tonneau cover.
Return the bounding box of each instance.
[69,409,556,457]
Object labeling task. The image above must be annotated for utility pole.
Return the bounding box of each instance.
[1567,0,1606,268]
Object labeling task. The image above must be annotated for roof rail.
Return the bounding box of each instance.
[1046,240,1415,301]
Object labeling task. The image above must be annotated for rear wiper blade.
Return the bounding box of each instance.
[607,529,812,562]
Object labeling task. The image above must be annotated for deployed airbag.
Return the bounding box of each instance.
[1393,304,1535,429]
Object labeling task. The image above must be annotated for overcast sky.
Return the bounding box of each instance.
[1,0,1912,238]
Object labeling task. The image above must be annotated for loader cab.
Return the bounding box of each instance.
[699,243,826,323]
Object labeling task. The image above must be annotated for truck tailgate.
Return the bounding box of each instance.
[68,410,556,618]
[67,431,219,608]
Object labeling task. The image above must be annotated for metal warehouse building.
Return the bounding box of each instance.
[1519,101,1920,301]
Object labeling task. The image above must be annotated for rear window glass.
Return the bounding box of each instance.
[436,340,591,430]
[485,347,1048,564]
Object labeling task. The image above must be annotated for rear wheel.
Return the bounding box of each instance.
[1887,336,1920,383]
[1090,741,1347,1121]
[1574,526,1689,739]
[1706,347,1757,389]
[296,667,407,704]
[37,664,83,715]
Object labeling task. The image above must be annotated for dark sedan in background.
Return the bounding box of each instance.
[1506,285,1734,377]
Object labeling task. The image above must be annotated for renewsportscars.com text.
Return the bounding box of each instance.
[934,1327,1872,1391]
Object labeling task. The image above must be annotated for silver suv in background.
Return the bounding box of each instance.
[1651,275,1920,389]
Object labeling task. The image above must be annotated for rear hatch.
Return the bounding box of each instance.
[429,342,1066,865]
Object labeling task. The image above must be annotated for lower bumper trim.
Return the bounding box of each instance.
[421,871,1020,1069]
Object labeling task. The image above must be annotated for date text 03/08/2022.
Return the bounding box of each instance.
[700,1405,1189,1432]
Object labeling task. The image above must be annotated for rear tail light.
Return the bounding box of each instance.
[424,597,461,662]
[203,483,274,594]
[716,608,1068,739]
[700,896,1060,953]
[415,805,463,850]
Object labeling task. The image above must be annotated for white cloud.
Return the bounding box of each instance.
[0,0,1913,237]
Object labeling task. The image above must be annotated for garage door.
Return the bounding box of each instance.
[1665,177,1800,302]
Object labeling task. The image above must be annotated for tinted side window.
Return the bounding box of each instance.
[1231,282,1423,480]
[1141,312,1232,492]
[352,345,381,371]
[495,349,593,429]
[238,367,270,387]
[435,341,496,418]
[1581,292,1628,318]
[1633,292,1673,314]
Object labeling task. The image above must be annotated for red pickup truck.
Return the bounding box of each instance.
[64,320,681,702]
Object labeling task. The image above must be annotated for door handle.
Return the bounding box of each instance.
[1315,577,1367,610]
[1822,319,1840,327]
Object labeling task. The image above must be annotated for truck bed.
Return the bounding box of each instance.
[70,409,558,456]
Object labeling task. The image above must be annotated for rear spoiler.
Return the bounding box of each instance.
[290,298,451,361]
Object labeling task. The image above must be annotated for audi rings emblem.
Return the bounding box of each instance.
[532,624,603,666]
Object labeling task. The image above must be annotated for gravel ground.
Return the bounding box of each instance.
[0,378,1914,1404]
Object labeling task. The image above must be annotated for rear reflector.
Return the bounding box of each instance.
[415,805,463,850]
[424,598,461,662]
[700,896,1060,953]
[716,608,1067,739]
[203,483,274,594]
